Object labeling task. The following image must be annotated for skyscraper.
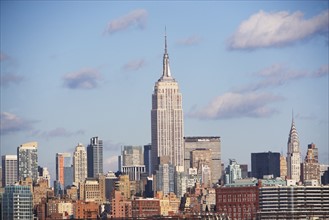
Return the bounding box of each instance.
[144,144,152,176]
[184,136,221,184]
[287,116,301,182]
[301,143,320,184]
[151,33,184,173]
[224,159,242,184]
[251,152,280,179]
[56,152,72,188]
[87,136,103,178]
[1,185,33,219]
[73,143,87,185]
[2,155,18,186]
[17,142,38,183]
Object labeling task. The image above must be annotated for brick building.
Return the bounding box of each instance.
[132,198,160,218]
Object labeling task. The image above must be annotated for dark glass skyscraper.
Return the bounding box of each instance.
[87,136,103,178]
[251,151,280,179]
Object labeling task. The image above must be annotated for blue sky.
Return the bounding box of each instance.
[1,1,328,180]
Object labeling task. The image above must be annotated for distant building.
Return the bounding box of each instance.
[132,198,160,218]
[184,136,221,185]
[87,137,103,178]
[79,176,106,203]
[73,143,87,186]
[240,164,248,179]
[156,157,175,195]
[110,190,132,218]
[2,155,17,186]
[251,151,280,179]
[17,142,38,183]
[301,143,320,184]
[56,152,72,189]
[258,185,329,219]
[1,185,33,219]
[287,116,301,183]
[144,144,152,176]
[38,166,51,187]
[151,34,184,173]
[73,200,99,219]
[280,154,287,179]
[224,159,242,184]
[216,185,259,220]
[119,146,145,181]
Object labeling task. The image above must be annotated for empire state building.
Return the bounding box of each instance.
[151,34,184,173]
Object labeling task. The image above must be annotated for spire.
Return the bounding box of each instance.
[162,27,172,78]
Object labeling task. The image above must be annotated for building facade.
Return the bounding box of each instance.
[56,152,72,189]
[73,143,87,186]
[1,185,33,220]
[301,143,320,184]
[224,159,242,184]
[17,142,38,183]
[216,185,259,220]
[1,155,17,186]
[184,136,221,185]
[280,154,287,179]
[258,185,329,219]
[87,136,103,178]
[287,117,301,183]
[151,34,184,173]
[144,144,152,176]
[251,151,280,179]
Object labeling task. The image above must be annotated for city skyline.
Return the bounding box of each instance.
[1,1,328,180]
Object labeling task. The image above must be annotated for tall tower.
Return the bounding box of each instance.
[87,136,103,178]
[287,115,301,182]
[151,32,184,173]
[56,152,72,188]
[73,143,87,185]
[17,142,38,183]
[2,155,18,186]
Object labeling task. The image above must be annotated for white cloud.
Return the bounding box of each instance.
[104,9,148,35]
[189,92,282,120]
[104,155,118,172]
[122,59,146,71]
[63,68,101,89]
[234,63,326,92]
[176,35,202,46]
[0,112,34,135]
[228,9,329,49]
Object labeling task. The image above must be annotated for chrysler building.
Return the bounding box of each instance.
[151,33,184,173]
[287,115,301,182]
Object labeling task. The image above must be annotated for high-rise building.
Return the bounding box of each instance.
[156,156,175,195]
[151,33,184,173]
[38,166,51,187]
[56,152,72,188]
[144,144,152,176]
[120,145,144,168]
[2,155,17,186]
[224,159,242,184]
[73,143,87,186]
[301,143,320,184]
[190,148,212,186]
[251,152,280,179]
[1,185,33,219]
[287,116,301,182]
[17,142,38,183]
[87,136,103,178]
[280,154,287,179]
[184,137,221,185]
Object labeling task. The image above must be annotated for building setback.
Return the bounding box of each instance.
[151,33,184,173]
[73,143,87,186]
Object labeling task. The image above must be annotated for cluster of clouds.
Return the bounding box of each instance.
[103,9,148,35]
[62,68,102,90]
[228,9,329,50]
[0,112,34,135]
[190,63,328,120]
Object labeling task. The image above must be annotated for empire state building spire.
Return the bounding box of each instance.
[162,29,172,79]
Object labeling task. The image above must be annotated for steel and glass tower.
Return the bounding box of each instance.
[17,142,38,183]
[151,33,184,173]
[87,136,103,177]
